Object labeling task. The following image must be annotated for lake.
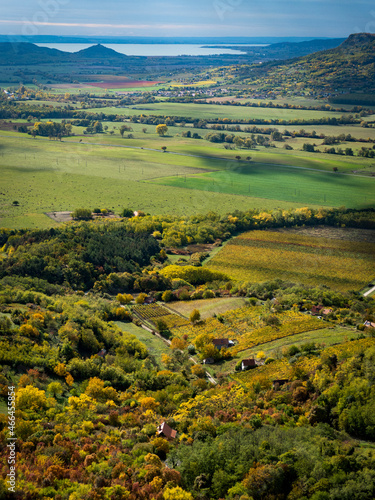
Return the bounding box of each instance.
[35,43,267,56]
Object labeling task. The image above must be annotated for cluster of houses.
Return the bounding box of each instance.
[310,305,333,318]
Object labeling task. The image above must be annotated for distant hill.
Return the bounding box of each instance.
[72,44,128,60]
[237,33,375,95]
[0,42,131,65]
[0,42,70,64]
[206,38,345,61]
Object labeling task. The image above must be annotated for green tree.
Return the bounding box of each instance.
[71,208,92,220]
[47,381,63,398]
[121,207,134,217]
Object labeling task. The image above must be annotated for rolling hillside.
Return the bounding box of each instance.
[232,33,375,94]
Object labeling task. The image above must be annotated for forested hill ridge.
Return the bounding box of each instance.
[232,32,375,95]
[206,37,345,61]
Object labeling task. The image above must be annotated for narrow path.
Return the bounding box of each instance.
[364,285,375,297]
[132,306,217,384]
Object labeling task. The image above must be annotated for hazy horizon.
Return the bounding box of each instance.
[1,0,374,39]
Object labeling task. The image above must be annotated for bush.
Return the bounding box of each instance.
[288,345,300,356]
[202,289,215,299]
[71,208,92,220]
[121,208,134,218]
[189,309,201,324]
[135,293,147,304]
[162,290,173,302]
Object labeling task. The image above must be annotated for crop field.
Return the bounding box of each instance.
[131,304,189,328]
[205,229,375,292]
[84,102,347,121]
[149,162,375,208]
[219,325,354,373]
[165,297,248,319]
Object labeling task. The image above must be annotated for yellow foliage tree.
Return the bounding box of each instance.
[170,338,186,351]
[191,364,206,378]
[139,396,159,411]
[85,377,118,403]
[19,324,39,338]
[194,332,214,351]
[161,353,173,368]
[135,293,147,304]
[16,385,47,411]
[156,124,168,136]
[54,363,67,377]
[163,486,193,499]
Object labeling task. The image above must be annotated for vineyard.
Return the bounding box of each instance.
[205,229,375,292]
[171,305,327,354]
[132,304,189,328]
[132,304,171,321]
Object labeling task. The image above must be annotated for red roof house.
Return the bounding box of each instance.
[157,422,177,439]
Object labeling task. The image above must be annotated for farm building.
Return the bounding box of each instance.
[157,422,177,439]
[212,338,234,349]
[241,359,257,370]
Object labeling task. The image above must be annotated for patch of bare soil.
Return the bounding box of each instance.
[44,212,118,223]
[274,226,375,243]
[0,121,32,131]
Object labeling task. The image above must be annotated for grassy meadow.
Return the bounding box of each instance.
[148,162,375,207]
[0,132,324,228]
[84,101,348,121]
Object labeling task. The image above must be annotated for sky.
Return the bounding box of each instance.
[0,0,374,38]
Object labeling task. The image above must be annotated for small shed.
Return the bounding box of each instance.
[241,359,256,371]
[157,422,177,439]
[203,358,215,364]
[212,338,230,349]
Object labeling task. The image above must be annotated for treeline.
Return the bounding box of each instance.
[31,120,72,138]
[0,100,363,128]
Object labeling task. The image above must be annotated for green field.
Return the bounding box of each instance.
[2,132,350,228]
[84,102,348,121]
[149,162,375,208]
[115,321,171,365]
[165,297,248,319]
